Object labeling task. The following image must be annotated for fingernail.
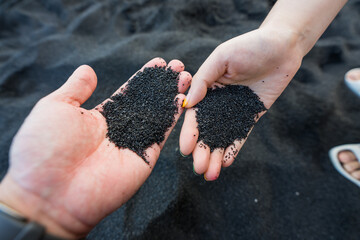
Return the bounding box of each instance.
[193,165,200,176]
[182,97,188,108]
[179,149,188,157]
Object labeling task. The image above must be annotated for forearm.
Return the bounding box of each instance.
[260,0,347,56]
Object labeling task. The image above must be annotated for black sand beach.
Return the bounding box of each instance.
[1,0,360,239]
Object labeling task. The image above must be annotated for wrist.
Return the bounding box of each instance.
[260,21,314,58]
[258,25,304,59]
[0,175,83,239]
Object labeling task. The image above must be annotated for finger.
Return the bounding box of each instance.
[50,65,97,106]
[167,59,185,72]
[204,148,223,181]
[125,58,184,97]
[351,170,360,180]
[192,141,210,175]
[95,58,167,110]
[222,140,243,168]
[221,123,258,167]
[158,94,186,149]
[184,49,226,108]
[178,71,192,93]
[112,57,167,97]
[343,161,360,172]
[338,151,357,164]
[179,108,198,156]
[128,57,167,81]
[142,57,167,69]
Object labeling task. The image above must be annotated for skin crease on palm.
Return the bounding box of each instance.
[0,58,192,239]
[180,28,303,181]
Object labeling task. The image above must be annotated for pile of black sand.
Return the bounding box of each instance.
[101,66,179,163]
[195,85,266,151]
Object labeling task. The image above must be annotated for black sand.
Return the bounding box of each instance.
[1,1,360,239]
[195,85,266,151]
[102,66,180,162]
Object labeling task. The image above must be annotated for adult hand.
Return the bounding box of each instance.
[0,58,192,239]
[180,28,303,181]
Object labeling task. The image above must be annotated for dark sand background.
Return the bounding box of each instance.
[1,0,360,239]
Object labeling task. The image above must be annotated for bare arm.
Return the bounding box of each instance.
[261,0,348,56]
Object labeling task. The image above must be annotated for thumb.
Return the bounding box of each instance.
[50,65,97,106]
[184,49,226,108]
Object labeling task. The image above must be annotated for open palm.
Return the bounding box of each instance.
[2,58,192,238]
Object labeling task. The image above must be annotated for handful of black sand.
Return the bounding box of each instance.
[102,66,180,163]
[195,85,266,152]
